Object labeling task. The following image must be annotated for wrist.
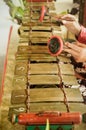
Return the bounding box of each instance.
[75,26,81,37]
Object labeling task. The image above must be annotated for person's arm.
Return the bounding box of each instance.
[64,42,86,62]
[61,14,86,44]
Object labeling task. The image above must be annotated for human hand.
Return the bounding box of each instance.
[61,14,81,36]
[64,42,86,62]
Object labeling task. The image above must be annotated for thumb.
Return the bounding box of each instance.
[62,20,67,25]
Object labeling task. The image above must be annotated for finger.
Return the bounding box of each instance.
[66,41,85,47]
[61,14,76,21]
[64,42,81,52]
[62,20,66,25]
[65,41,77,45]
[62,20,73,25]
[73,57,80,63]
[76,42,86,47]
[64,48,79,58]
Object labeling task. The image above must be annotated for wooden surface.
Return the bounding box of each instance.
[29,75,61,85]
[0,2,86,130]
[11,88,83,104]
[0,31,86,130]
[30,63,59,74]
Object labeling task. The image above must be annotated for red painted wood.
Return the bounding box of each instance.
[17,112,82,125]
[39,6,46,22]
